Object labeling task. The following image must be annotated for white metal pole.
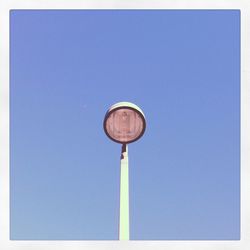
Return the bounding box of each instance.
[119,144,130,240]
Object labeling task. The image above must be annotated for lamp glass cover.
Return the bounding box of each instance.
[105,108,144,143]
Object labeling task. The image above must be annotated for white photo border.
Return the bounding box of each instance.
[1,0,249,249]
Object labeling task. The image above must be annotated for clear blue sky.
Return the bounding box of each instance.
[10,10,240,240]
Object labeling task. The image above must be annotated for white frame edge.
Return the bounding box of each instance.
[0,0,249,250]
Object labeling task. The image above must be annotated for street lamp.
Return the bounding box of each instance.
[103,102,146,240]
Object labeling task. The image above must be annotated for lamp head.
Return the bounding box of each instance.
[103,102,146,144]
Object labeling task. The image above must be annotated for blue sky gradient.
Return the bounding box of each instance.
[10,10,240,240]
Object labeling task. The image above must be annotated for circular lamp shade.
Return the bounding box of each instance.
[103,102,146,144]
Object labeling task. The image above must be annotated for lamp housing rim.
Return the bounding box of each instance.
[103,102,146,144]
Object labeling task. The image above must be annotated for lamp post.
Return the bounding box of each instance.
[103,102,146,240]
